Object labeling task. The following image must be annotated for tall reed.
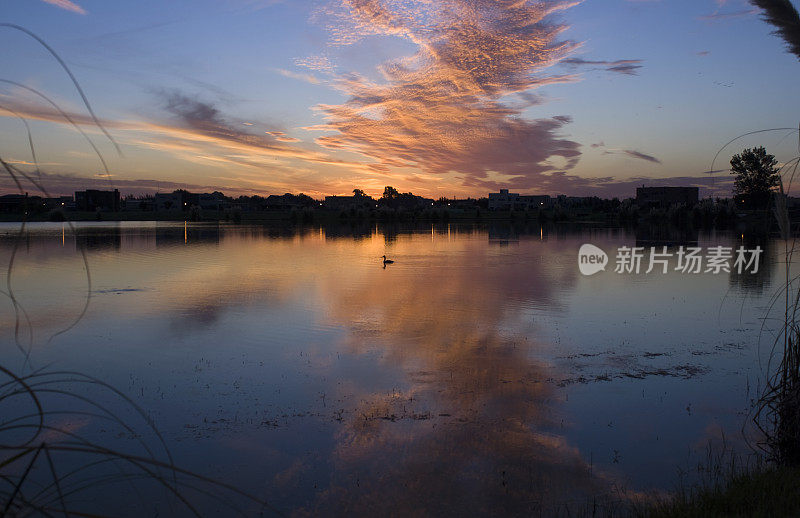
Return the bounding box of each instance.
[752,127,800,467]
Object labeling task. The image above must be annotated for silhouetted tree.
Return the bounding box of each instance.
[730,146,780,208]
[353,188,365,197]
[382,186,400,199]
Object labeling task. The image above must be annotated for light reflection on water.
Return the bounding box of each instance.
[0,221,786,515]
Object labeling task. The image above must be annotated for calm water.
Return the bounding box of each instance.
[0,221,788,515]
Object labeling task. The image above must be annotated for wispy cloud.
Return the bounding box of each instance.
[561,58,644,75]
[295,55,336,74]
[40,0,87,14]
[0,91,380,195]
[266,130,301,143]
[153,91,378,171]
[749,0,800,60]
[157,91,307,150]
[698,8,759,20]
[622,149,661,163]
[5,159,64,167]
[590,142,661,164]
[275,68,321,84]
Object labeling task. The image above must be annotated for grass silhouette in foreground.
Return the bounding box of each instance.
[0,24,279,516]
[642,466,800,518]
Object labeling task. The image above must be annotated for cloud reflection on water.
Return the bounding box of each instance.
[0,221,778,515]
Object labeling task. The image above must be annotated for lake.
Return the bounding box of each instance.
[0,220,786,516]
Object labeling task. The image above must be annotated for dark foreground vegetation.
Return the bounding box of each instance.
[642,466,800,518]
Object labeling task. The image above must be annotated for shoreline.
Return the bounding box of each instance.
[0,207,782,226]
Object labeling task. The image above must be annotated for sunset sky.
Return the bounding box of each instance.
[1,0,799,199]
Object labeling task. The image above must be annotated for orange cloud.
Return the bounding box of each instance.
[40,0,87,14]
[294,55,336,73]
[308,0,585,191]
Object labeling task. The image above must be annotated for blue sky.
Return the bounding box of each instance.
[1,0,799,198]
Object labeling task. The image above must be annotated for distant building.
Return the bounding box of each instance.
[635,186,698,207]
[0,194,73,213]
[0,194,31,213]
[75,189,120,211]
[488,189,551,210]
[488,189,518,210]
[122,196,154,211]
